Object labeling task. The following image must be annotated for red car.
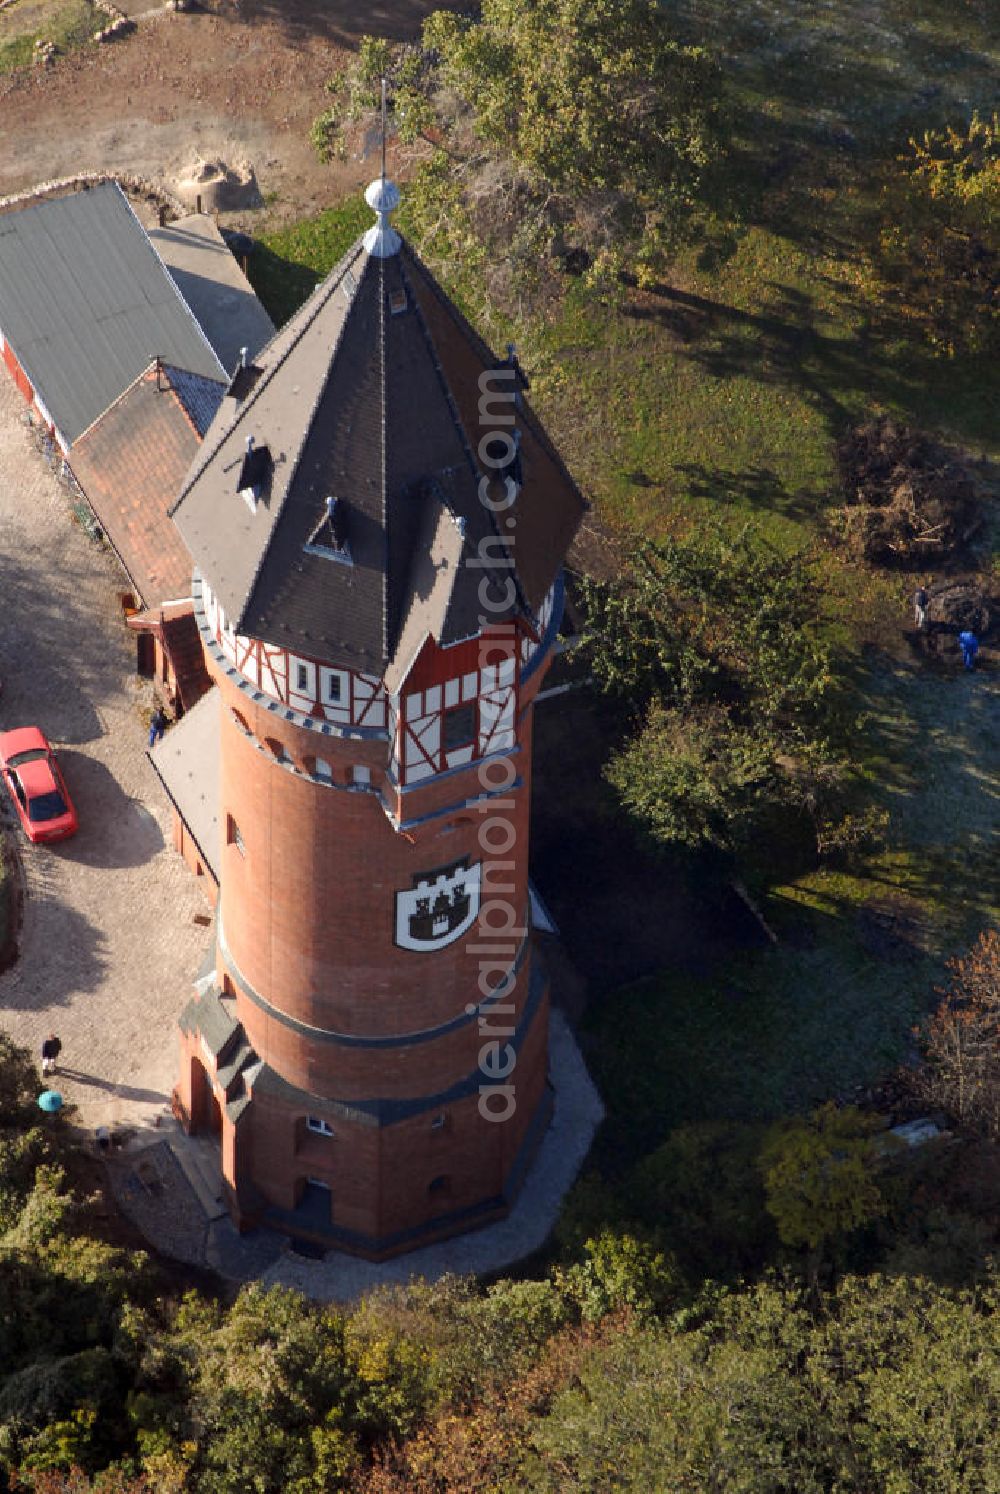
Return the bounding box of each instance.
[0,727,78,844]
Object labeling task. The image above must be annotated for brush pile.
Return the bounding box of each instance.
[837,417,981,564]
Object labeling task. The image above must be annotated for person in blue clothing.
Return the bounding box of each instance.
[958,630,979,670]
[148,706,168,747]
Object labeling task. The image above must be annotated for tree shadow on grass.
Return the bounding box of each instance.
[671,461,824,523]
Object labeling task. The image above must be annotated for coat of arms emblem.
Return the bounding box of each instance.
[395,858,482,952]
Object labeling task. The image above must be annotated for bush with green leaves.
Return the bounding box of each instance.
[315,0,720,293]
[578,523,846,868]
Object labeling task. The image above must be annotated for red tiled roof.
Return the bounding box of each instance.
[70,363,216,607]
[160,609,212,711]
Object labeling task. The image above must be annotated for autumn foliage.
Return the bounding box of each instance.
[916,930,1000,1140]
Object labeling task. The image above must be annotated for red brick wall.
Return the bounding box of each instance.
[185,629,556,1255]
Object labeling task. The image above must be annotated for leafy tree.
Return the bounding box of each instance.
[759,1103,888,1257]
[0,1032,42,1125]
[915,929,1000,1139]
[631,1121,777,1279]
[521,1275,1000,1493]
[553,1231,679,1324]
[578,524,842,864]
[876,111,999,357]
[315,0,720,290]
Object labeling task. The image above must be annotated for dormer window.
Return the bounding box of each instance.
[229,356,263,402]
[238,434,272,511]
[304,496,353,566]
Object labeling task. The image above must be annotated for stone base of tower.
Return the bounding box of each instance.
[174,972,553,1261]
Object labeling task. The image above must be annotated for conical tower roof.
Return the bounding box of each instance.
[171,182,585,676]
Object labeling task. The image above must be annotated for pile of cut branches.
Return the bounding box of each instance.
[837,417,981,565]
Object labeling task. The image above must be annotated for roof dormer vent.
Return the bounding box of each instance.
[304,495,353,565]
[238,434,272,511]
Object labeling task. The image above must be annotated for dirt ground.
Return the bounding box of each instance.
[0,0,438,227]
[0,372,211,1140]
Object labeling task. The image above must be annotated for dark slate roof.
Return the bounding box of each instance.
[69,362,223,606]
[165,364,226,437]
[171,226,586,676]
[0,182,227,446]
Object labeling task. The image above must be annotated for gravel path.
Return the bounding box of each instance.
[0,372,210,1136]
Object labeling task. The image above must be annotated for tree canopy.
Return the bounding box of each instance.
[577,524,845,864]
[314,0,720,290]
[876,111,999,358]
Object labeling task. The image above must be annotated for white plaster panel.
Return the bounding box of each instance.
[445,679,460,707]
[259,658,282,699]
[356,697,386,728]
[445,745,474,768]
[414,715,441,755]
[406,692,422,722]
[462,672,478,701]
[425,685,442,713]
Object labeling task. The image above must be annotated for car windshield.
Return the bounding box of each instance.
[8,748,48,769]
[28,791,68,823]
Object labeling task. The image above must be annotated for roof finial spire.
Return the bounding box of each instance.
[381,74,388,185]
[364,76,401,259]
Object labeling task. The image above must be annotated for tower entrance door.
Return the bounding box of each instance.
[190,1056,222,1136]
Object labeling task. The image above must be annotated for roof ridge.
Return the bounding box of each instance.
[403,241,588,521]
[121,183,228,385]
[71,357,158,448]
[170,235,369,517]
[399,242,531,625]
[238,251,376,632]
[378,251,389,663]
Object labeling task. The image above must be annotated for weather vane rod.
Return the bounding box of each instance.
[380,75,387,184]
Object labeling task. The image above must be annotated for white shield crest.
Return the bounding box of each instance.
[395,859,482,952]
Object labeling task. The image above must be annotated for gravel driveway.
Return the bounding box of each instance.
[0,372,210,1137]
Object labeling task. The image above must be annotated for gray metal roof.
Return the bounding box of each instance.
[148,686,220,880]
[150,214,276,380]
[171,230,586,677]
[0,182,226,446]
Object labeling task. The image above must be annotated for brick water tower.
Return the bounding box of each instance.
[169,177,585,1256]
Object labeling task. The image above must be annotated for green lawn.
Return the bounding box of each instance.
[246,0,999,1186]
[0,0,95,74]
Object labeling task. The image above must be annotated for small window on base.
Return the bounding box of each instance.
[226,814,245,856]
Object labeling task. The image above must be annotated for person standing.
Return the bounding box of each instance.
[913,586,929,630]
[41,1033,61,1076]
[958,630,979,671]
[148,706,167,748]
